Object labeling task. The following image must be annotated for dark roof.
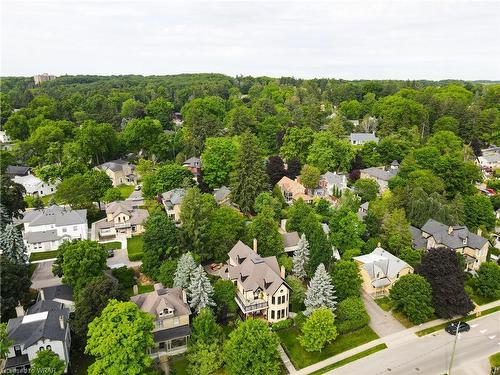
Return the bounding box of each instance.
[153,325,191,343]
[421,219,488,250]
[6,165,31,177]
[41,285,74,302]
[97,159,131,172]
[410,226,428,249]
[20,205,87,227]
[4,354,29,369]
[28,300,64,314]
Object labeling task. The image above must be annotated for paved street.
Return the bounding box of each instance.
[362,292,405,337]
[333,312,500,375]
[30,260,62,289]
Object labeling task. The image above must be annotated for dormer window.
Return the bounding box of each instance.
[463,237,467,245]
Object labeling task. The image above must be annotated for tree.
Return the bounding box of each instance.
[0,323,12,359]
[206,207,246,262]
[336,297,370,334]
[4,112,29,140]
[433,116,459,134]
[85,300,154,375]
[173,252,197,289]
[300,164,321,190]
[416,249,474,319]
[188,265,215,314]
[247,207,284,257]
[141,213,179,279]
[213,279,238,318]
[75,120,119,165]
[102,188,123,203]
[201,137,238,188]
[0,224,28,264]
[302,212,332,275]
[473,262,500,300]
[180,187,217,259]
[307,132,354,172]
[464,194,495,231]
[230,131,269,213]
[330,211,366,253]
[381,209,412,255]
[292,234,310,280]
[223,318,281,375]
[0,257,30,321]
[280,127,315,164]
[399,247,423,268]
[338,100,363,119]
[225,105,257,135]
[72,276,126,344]
[373,95,428,136]
[331,260,362,302]
[145,97,174,128]
[55,171,112,209]
[286,275,306,312]
[286,198,313,233]
[286,158,301,179]
[52,240,107,293]
[31,350,65,375]
[123,117,162,155]
[190,308,223,345]
[390,274,435,324]
[266,155,286,186]
[121,98,145,119]
[304,263,337,315]
[299,307,338,352]
[142,163,193,199]
[0,176,26,219]
[157,258,178,288]
[353,178,379,203]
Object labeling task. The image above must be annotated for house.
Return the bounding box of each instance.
[319,171,348,196]
[19,205,88,254]
[37,285,75,312]
[93,200,149,240]
[359,161,399,192]
[214,185,232,206]
[33,73,56,85]
[161,188,186,223]
[0,130,12,149]
[220,241,290,323]
[172,112,183,127]
[130,285,191,357]
[6,165,31,178]
[281,231,300,253]
[358,201,369,220]
[477,147,500,170]
[183,157,201,177]
[411,219,489,271]
[95,159,136,187]
[349,132,379,146]
[4,301,71,373]
[276,176,313,204]
[353,246,413,297]
[13,174,58,197]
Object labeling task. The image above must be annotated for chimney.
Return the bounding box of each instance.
[280,219,287,231]
[377,242,381,248]
[448,226,453,235]
[253,238,258,253]
[477,228,482,237]
[153,283,162,291]
[133,284,139,295]
[15,302,24,317]
[40,289,45,301]
[182,289,188,304]
[59,315,65,330]
[280,265,285,279]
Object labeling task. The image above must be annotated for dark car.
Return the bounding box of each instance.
[445,321,470,335]
[107,249,115,257]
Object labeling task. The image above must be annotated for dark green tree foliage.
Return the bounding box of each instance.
[123,117,162,155]
[157,258,178,288]
[330,211,366,253]
[266,155,287,186]
[0,176,26,219]
[225,105,257,135]
[389,274,434,324]
[473,262,500,300]
[247,207,284,258]
[399,247,423,268]
[416,249,474,319]
[141,163,193,199]
[302,212,331,275]
[336,297,370,334]
[230,131,269,213]
[213,279,238,319]
[285,198,313,233]
[141,213,179,279]
[286,158,301,179]
[145,97,174,128]
[285,275,306,312]
[0,257,31,322]
[331,260,362,301]
[200,137,238,189]
[55,170,112,209]
[206,207,246,262]
[353,178,379,203]
[463,195,495,231]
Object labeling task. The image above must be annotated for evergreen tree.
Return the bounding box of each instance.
[0,224,28,264]
[188,265,215,314]
[32,195,45,209]
[266,155,286,186]
[230,131,269,213]
[304,263,337,315]
[173,252,197,289]
[292,234,310,280]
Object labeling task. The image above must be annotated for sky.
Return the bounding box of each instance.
[1,0,499,80]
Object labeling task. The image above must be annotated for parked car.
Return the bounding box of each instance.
[107,249,115,257]
[486,188,497,196]
[134,185,142,191]
[445,321,470,335]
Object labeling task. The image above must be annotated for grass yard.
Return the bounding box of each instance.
[127,235,144,260]
[416,305,500,337]
[309,344,388,375]
[28,263,37,278]
[101,241,122,250]
[117,184,135,199]
[277,325,379,369]
[170,355,189,375]
[29,250,60,262]
[490,352,500,369]
[374,297,392,312]
[124,282,154,298]
[468,291,498,306]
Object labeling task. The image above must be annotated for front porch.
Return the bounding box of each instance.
[150,325,191,359]
[235,292,268,320]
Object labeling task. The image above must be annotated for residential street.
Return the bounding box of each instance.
[333,312,500,375]
[361,291,405,337]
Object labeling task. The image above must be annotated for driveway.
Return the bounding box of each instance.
[30,260,62,290]
[107,248,142,269]
[362,291,405,337]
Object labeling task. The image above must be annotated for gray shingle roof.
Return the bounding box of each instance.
[281,232,300,248]
[354,247,411,282]
[360,166,398,181]
[105,201,149,225]
[40,285,74,303]
[421,219,488,250]
[6,165,31,177]
[183,157,201,167]
[97,159,131,172]
[214,186,231,203]
[349,133,379,143]
[24,229,61,244]
[161,188,186,207]
[130,286,191,319]
[321,171,347,187]
[21,205,87,227]
[153,325,191,343]
[410,226,428,249]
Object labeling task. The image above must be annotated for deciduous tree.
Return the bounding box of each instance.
[336,297,369,334]
[390,274,434,324]
[331,260,362,302]
[31,350,65,375]
[299,307,338,352]
[247,207,284,258]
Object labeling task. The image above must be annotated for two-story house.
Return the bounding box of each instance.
[349,132,379,146]
[13,174,58,197]
[276,176,313,204]
[359,161,399,192]
[318,171,349,197]
[411,218,489,271]
[18,205,88,254]
[221,241,290,323]
[4,300,71,373]
[130,285,191,357]
[353,246,413,298]
[95,159,137,187]
[161,188,186,223]
[183,157,201,177]
[93,200,148,240]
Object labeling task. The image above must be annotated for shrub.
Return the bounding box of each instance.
[111,266,136,289]
[270,319,293,332]
[336,297,370,334]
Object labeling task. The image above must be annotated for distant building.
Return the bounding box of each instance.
[19,205,88,254]
[477,147,500,170]
[358,201,369,220]
[360,161,399,192]
[6,165,32,178]
[172,112,183,127]
[95,159,136,187]
[319,171,348,196]
[33,73,56,85]
[161,188,186,223]
[276,176,313,204]
[13,174,58,197]
[93,200,148,240]
[213,185,232,206]
[0,130,12,149]
[349,132,379,146]
[183,157,202,177]
[281,231,300,253]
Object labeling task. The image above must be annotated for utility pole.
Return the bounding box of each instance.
[448,322,461,375]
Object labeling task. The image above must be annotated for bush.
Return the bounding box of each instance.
[293,312,307,329]
[336,297,370,334]
[271,319,293,332]
[111,266,136,289]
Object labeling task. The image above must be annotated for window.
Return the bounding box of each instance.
[155,321,162,329]
[39,346,44,352]
[272,296,275,304]
[271,310,275,319]
[46,345,52,351]
[73,226,77,231]
[159,342,166,349]
[62,228,67,233]
[277,310,281,319]
[14,345,21,356]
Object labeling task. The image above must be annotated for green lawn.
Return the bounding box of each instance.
[29,250,60,262]
[309,344,388,375]
[374,297,392,312]
[170,355,189,375]
[277,325,379,369]
[416,306,500,337]
[28,263,37,278]
[124,283,154,298]
[490,352,500,369]
[101,241,122,250]
[117,184,135,199]
[375,296,434,328]
[127,235,144,260]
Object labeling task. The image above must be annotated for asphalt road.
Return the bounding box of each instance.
[334,312,500,375]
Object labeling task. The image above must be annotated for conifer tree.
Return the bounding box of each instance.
[173,252,197,289]
[188,265,215,313]
[292,234,310,280]
[304,263,337,315]
[0,224,28,264]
